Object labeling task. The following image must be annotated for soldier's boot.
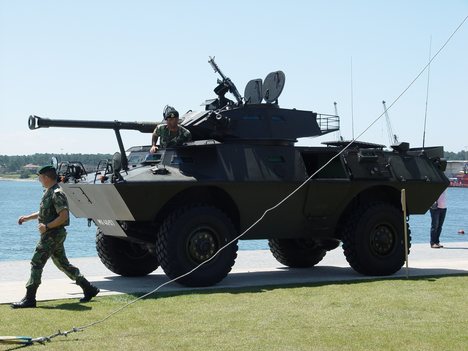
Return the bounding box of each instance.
[11,286,37,309]
[77,278,99,303]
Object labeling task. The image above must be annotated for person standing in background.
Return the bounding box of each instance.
[430,190,447,249]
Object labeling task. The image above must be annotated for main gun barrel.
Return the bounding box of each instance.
[28,115,158,133]
[28,115,159,172]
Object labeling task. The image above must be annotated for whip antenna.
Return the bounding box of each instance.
[422,36,432,149]
[350,57,355,139]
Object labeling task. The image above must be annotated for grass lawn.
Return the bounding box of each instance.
[1,275,467,351]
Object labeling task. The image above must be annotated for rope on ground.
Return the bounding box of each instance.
[0,328,82,346]
[4,13,467,347]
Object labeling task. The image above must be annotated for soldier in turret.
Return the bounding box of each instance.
[150,106,191,153]
[11,165,99,308]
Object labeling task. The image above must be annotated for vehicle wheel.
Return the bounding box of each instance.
[341,201,411,276]
[96,229,159,276]
[268,238,327,268]
[155,205,238,287]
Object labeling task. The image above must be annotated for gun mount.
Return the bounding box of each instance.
[208,56,243,106]
[27,58,448,288]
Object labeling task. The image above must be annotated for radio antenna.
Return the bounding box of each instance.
[422,36,432,149]
[350,57,355,140]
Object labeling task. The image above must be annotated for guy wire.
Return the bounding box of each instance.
[24,13,468,345]
[78,13,468,332]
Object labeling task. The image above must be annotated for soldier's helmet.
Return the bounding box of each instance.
[37,165,56,175]
[163,105,179,120]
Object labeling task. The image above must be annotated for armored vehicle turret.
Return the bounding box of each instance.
[28,58,448,287]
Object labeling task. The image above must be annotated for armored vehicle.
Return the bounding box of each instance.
[28,58,449,287]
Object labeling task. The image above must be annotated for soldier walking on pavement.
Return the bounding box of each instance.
[11,165,99,309]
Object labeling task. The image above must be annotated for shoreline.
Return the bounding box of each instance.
[1,238,467,263]
[1,241,467,265]
[0,176,36,182]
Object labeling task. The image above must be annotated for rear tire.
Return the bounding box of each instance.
[155,205,238,287]
[341,201,411,276]
[268,238,327,268]
[96,229,159,276]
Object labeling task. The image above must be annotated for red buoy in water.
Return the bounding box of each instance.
[458,229,465,234]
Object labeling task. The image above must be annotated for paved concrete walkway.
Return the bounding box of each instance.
[1,242,467,304]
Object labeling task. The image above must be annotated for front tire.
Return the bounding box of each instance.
[341,202,411,276]
[96,229,159,276]
[268,238,327,268]
[155,205,238,287]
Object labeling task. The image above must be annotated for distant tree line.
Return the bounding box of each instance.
[444,150,467,161]
[1,150,466,174]
[0,153,113,173]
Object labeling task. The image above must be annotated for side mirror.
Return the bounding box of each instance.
[51,156,59,169]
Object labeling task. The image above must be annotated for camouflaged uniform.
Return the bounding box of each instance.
[26,183,84,288]
[152,124,191,148]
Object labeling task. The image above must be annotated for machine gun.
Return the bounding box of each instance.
[208,56,243,105]
[28,115,158,172]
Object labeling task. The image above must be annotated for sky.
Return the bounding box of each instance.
[1,0,467,156]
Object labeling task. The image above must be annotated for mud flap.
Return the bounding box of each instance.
[95,219,128,238]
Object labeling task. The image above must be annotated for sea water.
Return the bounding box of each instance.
[0,179,466,261]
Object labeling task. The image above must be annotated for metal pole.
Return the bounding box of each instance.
[401,189,409,278]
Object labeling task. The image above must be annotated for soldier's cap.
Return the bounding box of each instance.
[163,106,179,120]
[37,165,56,175]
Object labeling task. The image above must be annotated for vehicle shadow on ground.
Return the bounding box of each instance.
[93,266,468,300]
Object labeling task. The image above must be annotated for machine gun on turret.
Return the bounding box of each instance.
[207,56,243,108]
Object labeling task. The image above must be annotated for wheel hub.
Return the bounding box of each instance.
[187,227,218,263]
[370,224,395,256]
[124,242,151,260]
[296,238,318,249]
